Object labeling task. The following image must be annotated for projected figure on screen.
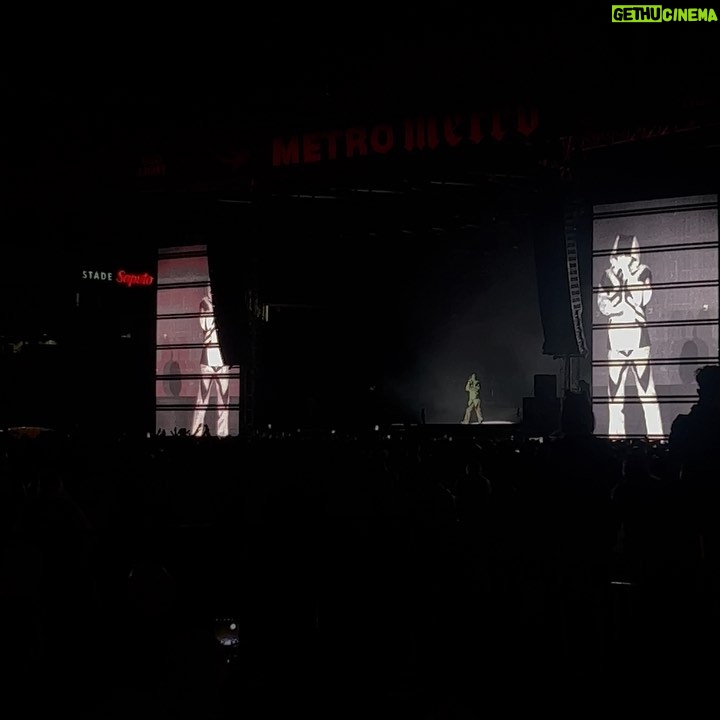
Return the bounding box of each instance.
[461,373,483,424]
[191,287,230,437]
[597,234,663,437]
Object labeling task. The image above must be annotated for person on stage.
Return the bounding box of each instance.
[462,372,483,424]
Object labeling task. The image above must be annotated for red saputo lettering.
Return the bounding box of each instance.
[117,270,154,287]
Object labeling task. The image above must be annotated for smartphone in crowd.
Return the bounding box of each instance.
[214,617,241,664]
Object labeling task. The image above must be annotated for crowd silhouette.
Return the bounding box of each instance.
[1,366,719,717]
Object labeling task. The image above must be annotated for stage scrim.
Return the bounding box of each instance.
[592,195,718,438]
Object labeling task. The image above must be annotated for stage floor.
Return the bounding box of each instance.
[384,421,524,439]
[419,421,518,426]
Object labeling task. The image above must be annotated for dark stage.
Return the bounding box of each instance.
[2,18,720,437]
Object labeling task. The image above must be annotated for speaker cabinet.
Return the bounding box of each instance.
[523,397,561,436]
[534,374,557,400]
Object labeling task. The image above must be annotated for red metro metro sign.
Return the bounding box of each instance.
[271,106,540,167]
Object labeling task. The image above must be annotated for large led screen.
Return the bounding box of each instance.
[155,245,240,435]
[592,195,718,438]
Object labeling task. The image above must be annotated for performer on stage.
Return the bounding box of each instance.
[191,287,230,437]
[462,372,483,424]
[597,234,663,438]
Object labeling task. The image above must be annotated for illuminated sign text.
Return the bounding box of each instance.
[82,270,114,281]
[117,270,154,287]
[81,269,155,287]
[271,107,539,167]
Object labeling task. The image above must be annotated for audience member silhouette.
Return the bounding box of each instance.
[670,365,720,639]
[669,364,720,469]
[538,392,619,680]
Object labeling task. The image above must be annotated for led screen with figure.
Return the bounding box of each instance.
[155,245,240,435]
[592,195,718,438]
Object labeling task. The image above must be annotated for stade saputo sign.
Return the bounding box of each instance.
[81,269,155,287]
[271,106,539,167]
